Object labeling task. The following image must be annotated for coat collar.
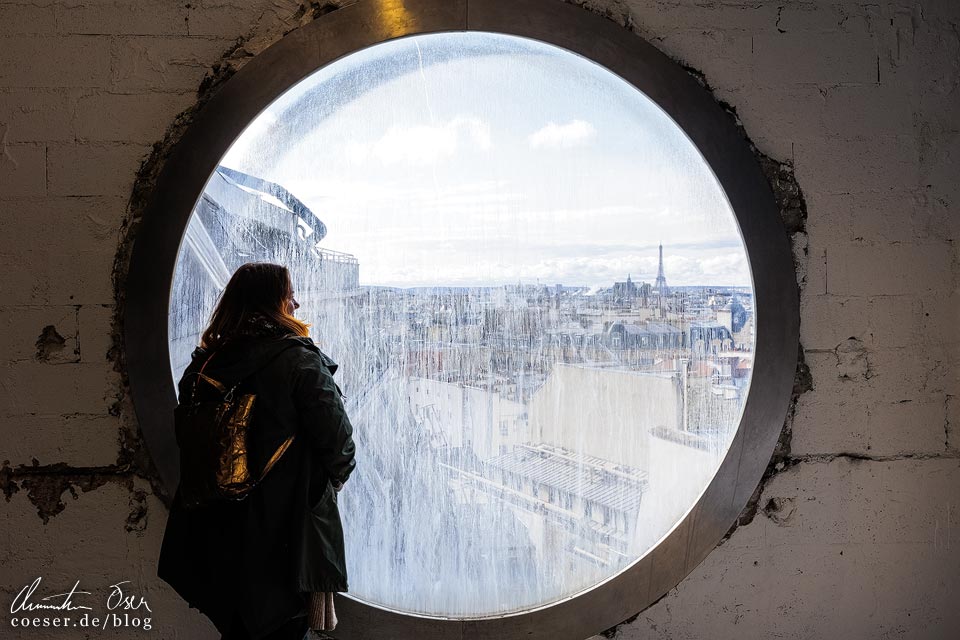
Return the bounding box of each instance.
[284,336,338,375]
[189,334,339,378]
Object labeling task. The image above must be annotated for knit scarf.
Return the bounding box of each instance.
[228,311,292,341]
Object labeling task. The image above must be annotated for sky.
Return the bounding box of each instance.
[219,32,753,290]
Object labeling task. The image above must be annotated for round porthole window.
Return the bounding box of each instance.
[125,2,798,637]
[171,30,752,618]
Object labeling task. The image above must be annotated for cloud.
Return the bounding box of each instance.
[345,116,492,165]
[527,120,596,150]
[353,245,752,289]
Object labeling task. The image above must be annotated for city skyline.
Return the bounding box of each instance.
[221,32,751,290]
[171,162,754,616]
[328,253,754,291]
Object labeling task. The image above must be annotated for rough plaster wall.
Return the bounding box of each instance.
[0,1,956,639]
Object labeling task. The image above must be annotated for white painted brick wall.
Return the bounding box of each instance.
[0,35,114,87]
[0,0,956,639]
[6,414,122,467]
[626,459,960,639]
[46,142,151,197]
[109,36,237,92]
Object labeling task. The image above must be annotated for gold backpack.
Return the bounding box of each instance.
[174,350,295,510]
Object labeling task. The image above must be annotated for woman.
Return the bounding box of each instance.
[158,262,357,640]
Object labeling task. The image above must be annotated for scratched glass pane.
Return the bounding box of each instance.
[168,32,755,617]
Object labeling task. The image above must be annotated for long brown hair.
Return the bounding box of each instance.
[200,262,309,350]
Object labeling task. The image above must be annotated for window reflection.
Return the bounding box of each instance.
[168,32,755,617]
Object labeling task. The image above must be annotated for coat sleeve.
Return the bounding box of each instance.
[291,352,357,486]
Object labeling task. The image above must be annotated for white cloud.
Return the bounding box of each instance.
[527,119,596,150]
[346,116,492,165]
[350,244,752,289]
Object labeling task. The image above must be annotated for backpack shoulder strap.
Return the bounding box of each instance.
[185,351,224,404]
[188,339,302,399]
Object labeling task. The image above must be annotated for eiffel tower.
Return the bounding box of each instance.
[655,243,669,295]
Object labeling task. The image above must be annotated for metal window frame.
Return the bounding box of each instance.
[123,0,799,638]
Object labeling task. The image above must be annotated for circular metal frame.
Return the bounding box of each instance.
[124,0,799,638]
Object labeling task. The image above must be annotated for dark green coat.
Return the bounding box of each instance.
[157,334,356,640]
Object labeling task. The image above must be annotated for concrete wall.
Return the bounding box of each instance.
[0,1,956,639]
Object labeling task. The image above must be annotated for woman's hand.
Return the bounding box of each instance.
[332,480,344,493]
